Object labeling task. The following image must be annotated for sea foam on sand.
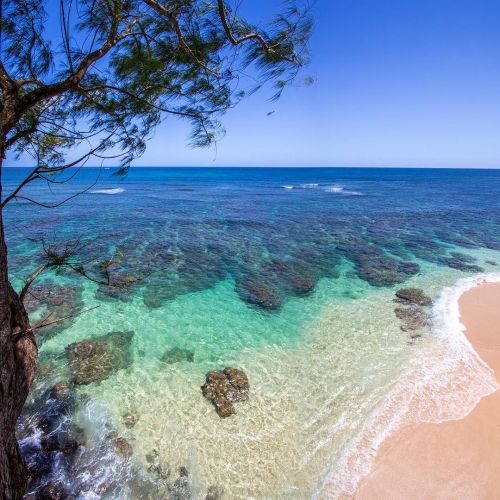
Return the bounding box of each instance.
[318,273,500,499]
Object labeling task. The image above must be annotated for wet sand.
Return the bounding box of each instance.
[355,281,500,499]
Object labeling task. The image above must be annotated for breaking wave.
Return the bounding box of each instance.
[317,272,500,498]
[90,188,125,195]
[282,184,363,195]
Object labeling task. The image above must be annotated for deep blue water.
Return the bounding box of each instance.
[5,167,500,498]
[5,167,500,307]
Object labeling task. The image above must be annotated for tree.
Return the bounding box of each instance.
[0,0,312,496]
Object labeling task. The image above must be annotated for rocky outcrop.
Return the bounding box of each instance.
[236,277,282,311]
[395,288,432,306]
[37,480,72,500]
[161,347,194,364]
[201,368,249,418]
[20,382,85,497]
[66,330,134,385]
[111,435,133,459]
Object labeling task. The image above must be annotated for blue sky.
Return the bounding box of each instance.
[8,0,500,167]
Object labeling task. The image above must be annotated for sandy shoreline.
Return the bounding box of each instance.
[355,281,500,499]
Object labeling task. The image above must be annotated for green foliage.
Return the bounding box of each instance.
[1,0,312,174]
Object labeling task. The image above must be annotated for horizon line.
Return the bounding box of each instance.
[5,165,500,170]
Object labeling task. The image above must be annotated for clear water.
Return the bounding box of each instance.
[5,167,500,498]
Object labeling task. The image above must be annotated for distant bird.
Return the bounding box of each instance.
[267,111,275,116]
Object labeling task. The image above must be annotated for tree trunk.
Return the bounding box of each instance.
[0,151,38,498]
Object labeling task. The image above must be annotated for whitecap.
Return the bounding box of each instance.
[90,188,125,195]
[324,186,344,193]
[282,183,321,190]
[324,186,363,195]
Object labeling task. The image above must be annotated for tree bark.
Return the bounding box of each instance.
[0,149,38,498]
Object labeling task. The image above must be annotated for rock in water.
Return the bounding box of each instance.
[206,485,224,500]
[66,330,134,385]
[201,367,249,418]
[162,346,194,364]
[122,411,140,428]
[37,480,71,500]
[395,288,432,306]
[394,306,428,332]
[235,277,282,311]
[396,288,432,306]
[26,284,84,342]
[289,274,315,296]
[111,436,133,459]
[169,467,191,500]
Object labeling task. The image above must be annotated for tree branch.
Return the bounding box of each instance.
[7,18,136,134]
[19,264,48,304]
[216,0,296,62]
[0,61,14,91]
[15,306,100,338]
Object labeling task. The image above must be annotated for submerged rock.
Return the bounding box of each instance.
[20,378,85,495]
[206,485,224,500]
[95,269,137,303]
[439,256,484,273]
[111,436,133,459]
[37,480,71,500]
[146,449,170,480]
[66,330,134,385]
[41,429,80,456]
[288,274,315,296]
[162,346,194,364]
[236,277,282,311]
[122,411,140,428]
[25,448,52,487]
[356,257,420,287]
[395,288,432,306]
[26,382,76,436]
[25,284,84,341]
[338,240,420,287]
[201,367,249,418]
[394,306,428,333]
[24,283,76,313]
[169,467,191,500]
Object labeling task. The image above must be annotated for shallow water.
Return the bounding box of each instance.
[5,167,500,498]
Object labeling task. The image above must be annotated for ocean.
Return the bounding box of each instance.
[5,167,500,498]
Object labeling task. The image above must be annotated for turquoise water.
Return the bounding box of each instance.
[5,167,500,498]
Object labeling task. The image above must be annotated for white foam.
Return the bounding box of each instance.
[282,184,363,195]
[90,188,125,195]
[317,273,500,498]
[282,183,321,190]
[324,186,363,195]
